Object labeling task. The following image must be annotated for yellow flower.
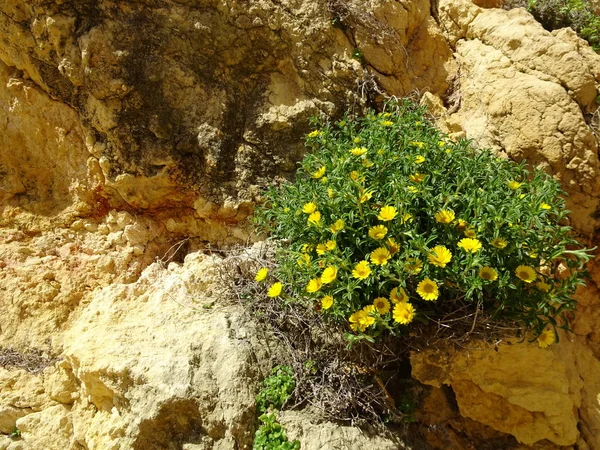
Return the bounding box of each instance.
[327,188,335,199]
[361,159,374,168]
[352,261,371,280]
[387,238,400,255]
[349,309,375,332]
[307,130,320,138]
[320,176,328,183]
[410,173,425,183]
[508,180,522,190]
[306,278,322,293]
[438,141,446,147]
[316,243,327,255]
[268,282,283,297]
[301,244,314,253]
[400,213,413,224]
[350,147,368,156]
[363,305,375,315]
[454,218,468,231]
[407,186,418,193]
[390,287,409,303]
[457,238,482,253]
[370,247,391,266]
[416,278,439,301]
[321,266,338,284]
[393,302,416,325]
[540,203,551,210]
[368,225,388,240]
[353,136,361,144]
[359,190,373,203]
[325,240,336,251]
[302,202,317,214]
[478,266,498,281]
[312,166,326,179]
[378,206,398,221]
[491,237,508,249]
[428,246,452,268]
[321,295,334,310]
[410,141,425,148]
[415,155,425,164]
[377,149,385,155]
[297,253,310,266]
[373,297,391,314]
[435,210,455,224]
[537,329,555,348]
[516,265,536,283]
[380,120,394,127]
[350,171,360,181]
[536,281,551,292]
[464,228,477,238]
[348,312,361,332]
[307,211,321,225]
[405,258,423,274]
[330,219,345,233]
[255,268,269,282]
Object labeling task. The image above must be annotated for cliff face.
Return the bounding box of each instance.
[1,0,600,449]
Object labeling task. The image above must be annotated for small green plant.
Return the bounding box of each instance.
[253,413,301,450]
[10,427,21,438]
[352,47,363,61]
[256,365,296,414]
[254,366,300,450]
[254,100,591,347]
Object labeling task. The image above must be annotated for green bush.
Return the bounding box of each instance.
[254,100,590,347]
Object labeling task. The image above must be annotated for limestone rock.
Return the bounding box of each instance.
[436,0,600,234]
[278,410,402,450]
[0,0,452,228]
[0,253,265,449]
[16,405,77,450]
[411,337,585,446]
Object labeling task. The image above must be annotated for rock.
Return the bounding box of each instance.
[0,253,269,449]
[16,405,77,450]
[411,337,585,446]
[436,0,600,234]
[0,369,47,434]
[278,410,401,450]
[0,0,455,230]
[60,256,260,449]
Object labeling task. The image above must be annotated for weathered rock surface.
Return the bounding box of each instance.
[0,0,452,228]
[411,338,584,446]
[2,0,600,448]
[432,0,600,234]
[1,254,262,450]
[278,410,402,450]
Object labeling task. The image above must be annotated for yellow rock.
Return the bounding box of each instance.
[411,337,586,446]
